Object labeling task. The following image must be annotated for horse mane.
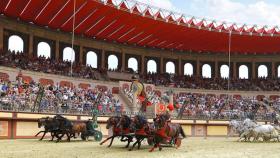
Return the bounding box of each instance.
[122,115,132,128]
[136,115,147,125]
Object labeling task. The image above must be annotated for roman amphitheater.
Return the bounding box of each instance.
[0,0,280,158]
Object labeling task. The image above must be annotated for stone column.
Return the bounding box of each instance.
[215,60,218,78]
[101,49,105,69]
[272,62,276,78]
[79,45,83,65]
[252,62,256,79]
[121,52,125,71]
[28,34,33,57]
[196,60,200,77]
[233,62,237,79]
[55,40,60,61]
[141,55,145,75]
[178,57,182,76]
[0,25,3,51]
[160,57,164,74]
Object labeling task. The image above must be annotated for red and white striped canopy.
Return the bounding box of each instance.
[1,0,280,54]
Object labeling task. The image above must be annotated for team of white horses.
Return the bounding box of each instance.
[230,119,280,142]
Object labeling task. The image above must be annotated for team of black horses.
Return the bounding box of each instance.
[100,113,186,152]
[36,113,186,152]
[35,115,99,142]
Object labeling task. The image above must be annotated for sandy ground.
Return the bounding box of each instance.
[0,137,280,158]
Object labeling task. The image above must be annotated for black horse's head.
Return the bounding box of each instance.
[38,117,49,128]
[133,115,147,129]
[106,116,120,129]
[118,115,132,129]
[153,114,168,129]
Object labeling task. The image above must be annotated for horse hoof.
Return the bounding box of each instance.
[159,147,162,151]
[99,143,103,145]
[128,149,132,151]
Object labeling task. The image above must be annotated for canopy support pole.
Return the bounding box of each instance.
[70,0,76,77]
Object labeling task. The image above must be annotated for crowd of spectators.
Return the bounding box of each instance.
[1,50,280,92]
[0,77,279,121]
[0,50,103,80]
[0,50,280,120]
[0,78,123,115]
[142,73,280,91]
[174,93,280,121]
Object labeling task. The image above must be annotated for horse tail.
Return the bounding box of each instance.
[179,125,186,138]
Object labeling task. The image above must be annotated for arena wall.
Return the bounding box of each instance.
[1,111,263,139]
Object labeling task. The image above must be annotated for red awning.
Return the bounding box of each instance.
[1,0,280,54]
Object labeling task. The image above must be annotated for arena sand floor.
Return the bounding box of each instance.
[0,138,279,158]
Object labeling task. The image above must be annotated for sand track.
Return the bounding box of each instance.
[0,138,280,158]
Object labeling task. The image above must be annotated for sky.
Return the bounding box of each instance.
[137,0,280,26]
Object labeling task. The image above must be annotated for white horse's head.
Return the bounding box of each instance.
[229,120,244,134]
[243,118,257,128]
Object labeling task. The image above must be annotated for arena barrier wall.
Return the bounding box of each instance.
[1,111,269,139]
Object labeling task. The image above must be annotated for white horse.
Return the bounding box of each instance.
[243,119,279,142]
[229,120,255,141]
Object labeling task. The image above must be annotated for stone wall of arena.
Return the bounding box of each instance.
[0,111,268,139]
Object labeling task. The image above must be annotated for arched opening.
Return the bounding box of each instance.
[128,57,138,72]
[166,61,175,74]
[239,65,249,79]
[278,66,280,78]
[220,65,229,78]
[108,54,118,70]
[86,51,98,68]
[63,47,75,62]
[202,64,211,78]
[8,35,24,53]
[147,59,157,73]
[37,42,51,58]
[258,65,268,78]
[184,63,193,76]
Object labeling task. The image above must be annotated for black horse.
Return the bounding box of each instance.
[149,113,186,152]
[129,115,154,151]
[35,117,61,141]
[35,115,73,142]
[100,115,133,148]
[53,115,73,142]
